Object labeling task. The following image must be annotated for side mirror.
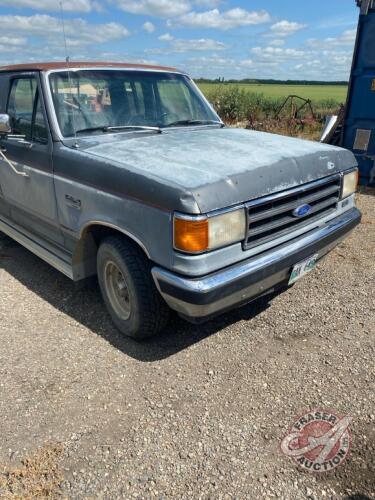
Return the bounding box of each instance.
[0,114,12,135]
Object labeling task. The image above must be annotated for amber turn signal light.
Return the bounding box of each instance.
[174,217,209,253]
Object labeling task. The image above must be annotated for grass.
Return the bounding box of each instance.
[196,83,347,141]
[198,83,348,104]
[0,443,64,498]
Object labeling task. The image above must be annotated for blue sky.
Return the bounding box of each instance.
[0,0,359,80]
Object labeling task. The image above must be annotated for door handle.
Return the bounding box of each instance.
[18,140,34,149]
[0,149,29,178]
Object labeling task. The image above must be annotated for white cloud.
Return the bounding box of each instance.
[142,21,155,33]
[249,43,353,81]
[0,0,101,12]
[181,55,261,79]
[148,38,227,54]
[317,17,357,30]
[0,36,28,46]
[251,46,305,61]
[268,20,307,37]
[307,29,356,48]
[194,0,222,7]
[240,59,254,68]
[190,55,253,67]
[114,0,191,18]
[180,42,353,80]
[293,50,353,80]
[0,3,354,81]
[0,14,130,47]
[0,37,28,58]
[158,33,174,41]
[269,39,285,46]
[175,8,270,30]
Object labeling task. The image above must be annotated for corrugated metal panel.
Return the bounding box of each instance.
[342,0,375,184]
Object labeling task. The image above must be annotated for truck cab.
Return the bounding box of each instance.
[0,62,361,339]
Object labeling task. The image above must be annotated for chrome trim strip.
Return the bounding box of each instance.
[174,203,245,221]
[0,216,73,279]
[41,71,64,141]
[174,213,208,222]
[79,220,151,258]
[45,67,186,76]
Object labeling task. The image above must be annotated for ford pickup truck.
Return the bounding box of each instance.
[0,62,361,339]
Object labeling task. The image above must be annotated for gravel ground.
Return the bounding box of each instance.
[0,189,374,499]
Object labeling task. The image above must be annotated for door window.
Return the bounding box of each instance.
[7,77,48,143]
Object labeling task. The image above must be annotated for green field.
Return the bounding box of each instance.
[198,83,348,104]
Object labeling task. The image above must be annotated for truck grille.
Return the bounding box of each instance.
[244,174,342,250]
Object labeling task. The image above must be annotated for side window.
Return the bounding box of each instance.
[7,78,37,138]
[7,77,48,143]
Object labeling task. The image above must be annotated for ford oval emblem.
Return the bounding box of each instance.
[293,204,312,218]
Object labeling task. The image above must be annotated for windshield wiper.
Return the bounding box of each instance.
[105,125,162,133]
[75,125,162,135]
[75,126,107,134]
[163,119,224,128]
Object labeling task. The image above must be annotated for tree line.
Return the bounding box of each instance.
[195,78,348,86]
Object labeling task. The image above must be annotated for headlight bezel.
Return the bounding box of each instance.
[341,168,359,200]
[173,206,247,254]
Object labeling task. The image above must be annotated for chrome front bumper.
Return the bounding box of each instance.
[152,208,361,321]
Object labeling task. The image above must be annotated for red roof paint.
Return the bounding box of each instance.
[0,61,180,73]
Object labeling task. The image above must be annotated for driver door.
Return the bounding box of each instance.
[0,73,63,245]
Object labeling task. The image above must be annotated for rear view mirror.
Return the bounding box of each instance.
[0,114,12,135]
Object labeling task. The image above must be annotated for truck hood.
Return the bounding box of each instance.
[77,127,357,214]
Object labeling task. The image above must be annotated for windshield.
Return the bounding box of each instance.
[48,70,220,137]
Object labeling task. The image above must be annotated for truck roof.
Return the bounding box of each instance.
[0,61,180,73]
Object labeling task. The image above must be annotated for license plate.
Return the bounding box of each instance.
[288,254,318,285]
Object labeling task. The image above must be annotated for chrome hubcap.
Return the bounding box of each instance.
[104,261,131,320]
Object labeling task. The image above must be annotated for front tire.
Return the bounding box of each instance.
[97,236,170,339]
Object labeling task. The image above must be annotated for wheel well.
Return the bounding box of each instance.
[72,224,149,280]
[87,225,124,246]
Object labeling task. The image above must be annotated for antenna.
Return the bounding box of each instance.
[59,0,79,147]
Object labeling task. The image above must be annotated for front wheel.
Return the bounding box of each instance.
[97,236,170,339]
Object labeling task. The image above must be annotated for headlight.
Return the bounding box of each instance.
[341,170,359,199]
[174,209,246,253]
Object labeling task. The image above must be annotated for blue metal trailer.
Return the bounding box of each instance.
[341,0,375,185]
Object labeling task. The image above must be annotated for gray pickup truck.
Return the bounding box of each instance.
[0,62,361,339]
